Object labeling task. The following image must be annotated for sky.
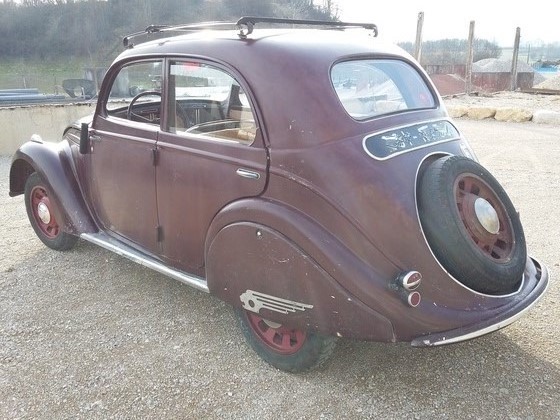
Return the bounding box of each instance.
[334,0,558,47]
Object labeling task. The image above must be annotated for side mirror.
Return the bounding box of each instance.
[79,122,90,154]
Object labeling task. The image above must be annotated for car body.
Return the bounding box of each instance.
[9,17,548,372]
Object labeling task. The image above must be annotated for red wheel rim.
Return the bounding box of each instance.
[30,186,60,239]
[246,312,306,355]
[454,174,514,262]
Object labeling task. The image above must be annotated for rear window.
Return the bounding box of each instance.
[331,59,435,120]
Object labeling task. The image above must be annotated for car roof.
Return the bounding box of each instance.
[118,27,407,65]
[112,28,441,148]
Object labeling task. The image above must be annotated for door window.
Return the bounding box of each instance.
[105,60,163,126]
[166,61,257,145]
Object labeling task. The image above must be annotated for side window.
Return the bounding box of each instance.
[167,61,257,145]
[105,61,163,125]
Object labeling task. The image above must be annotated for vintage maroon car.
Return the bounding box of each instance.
[9,17,548,372]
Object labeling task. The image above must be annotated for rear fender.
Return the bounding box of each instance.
[205,199,395,341]
[10,139,96,235]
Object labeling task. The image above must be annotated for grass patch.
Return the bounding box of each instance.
[0,57,108,94]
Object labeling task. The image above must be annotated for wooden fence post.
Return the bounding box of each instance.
[511,27,521,91]
[414,12,424,62]
[466,21,475,95]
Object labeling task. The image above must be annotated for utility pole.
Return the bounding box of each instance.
[511,27,521,91]
[466,21,475,95]
[414,12,424,62]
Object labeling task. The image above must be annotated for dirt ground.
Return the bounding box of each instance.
[1,119,559,419]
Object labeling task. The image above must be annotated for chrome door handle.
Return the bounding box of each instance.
[90,135,102,142]
[236,168,260,180]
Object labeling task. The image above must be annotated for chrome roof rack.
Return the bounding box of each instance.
[123,16,378,48]
[235,16,378,39]
[123,21,236,48]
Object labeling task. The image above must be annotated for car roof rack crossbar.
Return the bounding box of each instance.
[123,16,378,47]
[235,16,378,38]
[123,21,237,48]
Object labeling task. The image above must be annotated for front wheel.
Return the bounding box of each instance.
[24,173,78,251]
[235,308,336,372]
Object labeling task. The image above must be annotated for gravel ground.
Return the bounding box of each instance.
[1,119,559,419]
[444,91,560,113]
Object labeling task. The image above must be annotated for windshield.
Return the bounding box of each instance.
[331,59,435,120]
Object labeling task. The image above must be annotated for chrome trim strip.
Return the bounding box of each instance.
[240,289,313,314]
[81,232,209,293]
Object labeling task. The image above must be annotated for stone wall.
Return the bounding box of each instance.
[0,103,95,156]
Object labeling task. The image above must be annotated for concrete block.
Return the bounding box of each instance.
[447,106,469,118]
[494,108,533,123]
[467,107,497,120]
[0,103,94,156]
[532,110,560,125]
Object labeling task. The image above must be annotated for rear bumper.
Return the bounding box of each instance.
[411,257,549,347]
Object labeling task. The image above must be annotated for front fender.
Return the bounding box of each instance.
[10,139,96,235]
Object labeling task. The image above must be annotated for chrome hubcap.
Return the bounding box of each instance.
[263,319,282,329]
[37,202,51,224]
[474,197,500,234]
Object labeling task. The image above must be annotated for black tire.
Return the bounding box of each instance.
[24,173,78,251]
[418,156,526,295]
[235,308,337,373]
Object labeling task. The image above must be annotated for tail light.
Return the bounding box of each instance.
[396,271,422,307]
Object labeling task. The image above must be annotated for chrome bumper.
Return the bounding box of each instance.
[411,257,549,347]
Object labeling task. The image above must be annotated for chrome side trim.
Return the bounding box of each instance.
[81,232,209,293]
[240,289,313,315]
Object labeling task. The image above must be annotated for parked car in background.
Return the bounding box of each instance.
[9,17,548,372]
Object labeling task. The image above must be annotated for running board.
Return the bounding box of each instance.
[81,232,209,293]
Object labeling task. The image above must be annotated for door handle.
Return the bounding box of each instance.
[90,135,101,142]
[236,168,260,180]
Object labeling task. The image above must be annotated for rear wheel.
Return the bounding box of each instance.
[235,308,336,372]
[418,156,526,295]
[24,173,77,251]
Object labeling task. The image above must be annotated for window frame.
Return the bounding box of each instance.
[102,58,165,128]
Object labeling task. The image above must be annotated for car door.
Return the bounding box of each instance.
[86,60,163,254]
[156,59,268,274]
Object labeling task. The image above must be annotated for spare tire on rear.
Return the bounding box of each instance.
[418,155,526,295]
